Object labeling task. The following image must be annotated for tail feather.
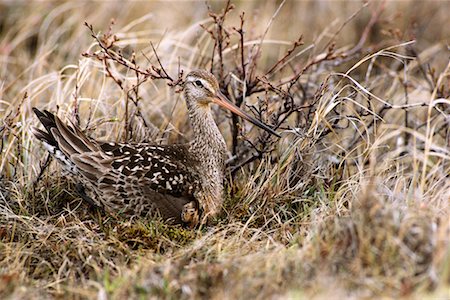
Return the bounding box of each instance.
[32,108,100,175]
[32,127,55,146]
[32,108,58,147]
[71,121,99,152]
[49,127,78,157]
[54,117,97,154]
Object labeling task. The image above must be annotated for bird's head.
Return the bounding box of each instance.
[184,70,280,137]
[184,69,219,105]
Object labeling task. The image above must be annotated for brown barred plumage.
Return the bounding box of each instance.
[33,70,279,228]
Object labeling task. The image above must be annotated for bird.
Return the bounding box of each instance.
[32,70,280,228]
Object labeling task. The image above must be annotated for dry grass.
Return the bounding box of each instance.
[1,1,449,299]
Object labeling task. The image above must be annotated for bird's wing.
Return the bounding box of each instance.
[33,108,200,222]
[95,143,201,220]
[98,142,200,197]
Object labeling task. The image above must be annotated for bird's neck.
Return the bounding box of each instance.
[186,101,227,165]
[186,100,227,216]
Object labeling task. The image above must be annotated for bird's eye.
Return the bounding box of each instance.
[194,80,203,87]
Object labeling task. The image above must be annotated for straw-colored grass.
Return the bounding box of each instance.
[1,1,449,299]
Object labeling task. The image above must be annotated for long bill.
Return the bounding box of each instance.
[214,91,281,138]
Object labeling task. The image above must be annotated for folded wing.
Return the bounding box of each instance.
[33,108,200,223]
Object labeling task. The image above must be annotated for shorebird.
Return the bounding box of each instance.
[33,70,279,228]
